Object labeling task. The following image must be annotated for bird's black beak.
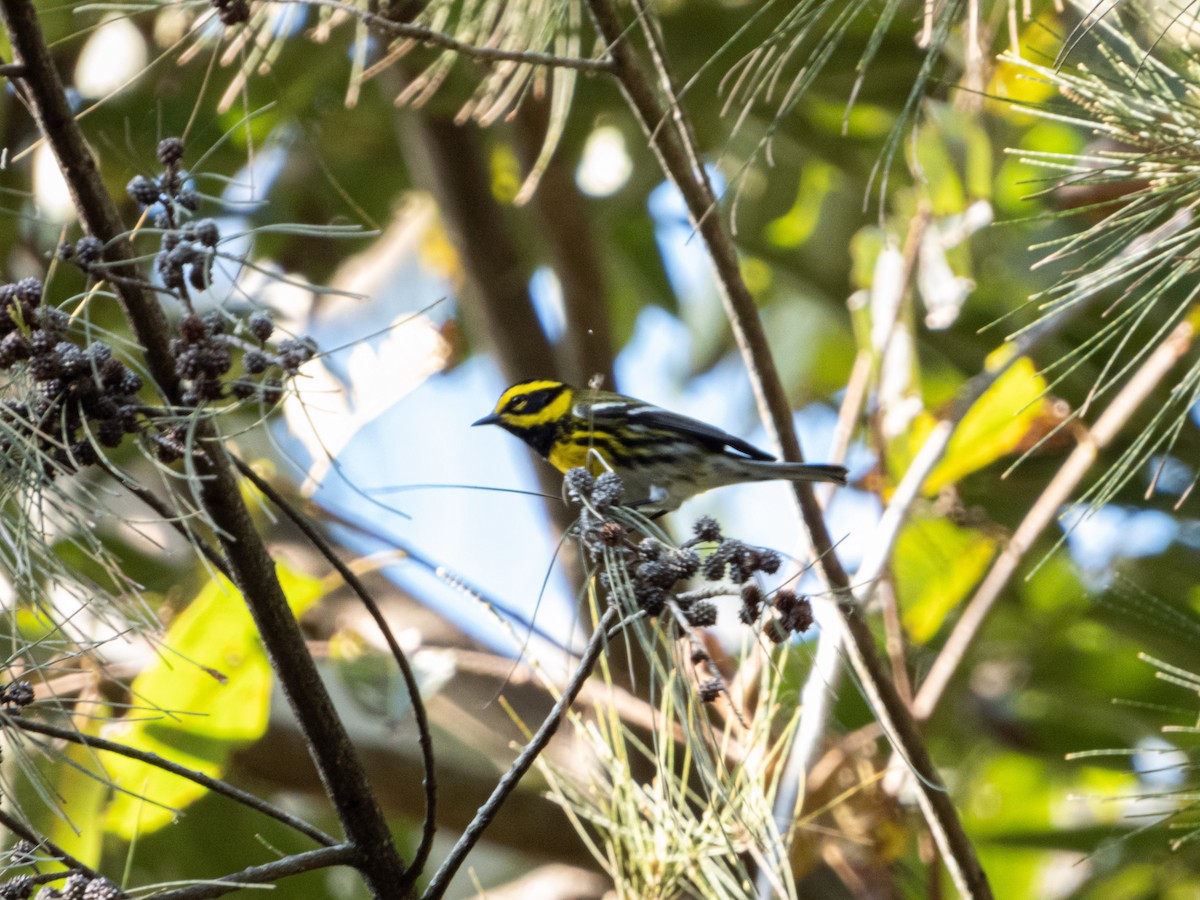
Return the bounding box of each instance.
[472,413,501,427]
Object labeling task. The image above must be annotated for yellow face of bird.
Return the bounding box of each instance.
[477,380,574,430]
[472,381,582,468]
[475,380,621,475]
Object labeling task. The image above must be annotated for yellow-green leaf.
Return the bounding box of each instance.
[102,562,323,839]
[915,351,1048,494]
[14,713,110,870]
[895,514,997,643]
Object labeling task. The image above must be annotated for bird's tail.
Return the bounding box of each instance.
[740,459,848,486]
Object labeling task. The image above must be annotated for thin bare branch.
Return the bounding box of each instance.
[144,844,357,900]
[422,605,620,900]
[9,716,338,847]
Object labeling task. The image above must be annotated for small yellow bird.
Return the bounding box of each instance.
[474,379,848,512]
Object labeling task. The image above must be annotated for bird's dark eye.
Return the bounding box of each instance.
[509,397,528,412]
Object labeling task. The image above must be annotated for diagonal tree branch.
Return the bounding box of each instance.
[582,2,992,895]
[9,716,338,847]
[0,2,409,894]
[0,806,101,879]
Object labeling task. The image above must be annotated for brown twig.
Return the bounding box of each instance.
[828,349,873,468]
[139,844,357,900]
[0,806,100,879]
[878,579,913,704]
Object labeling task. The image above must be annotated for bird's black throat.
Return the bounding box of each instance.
[504,420,559,459]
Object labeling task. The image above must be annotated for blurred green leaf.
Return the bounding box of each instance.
[914,116,967,215]
[765,161,840,249]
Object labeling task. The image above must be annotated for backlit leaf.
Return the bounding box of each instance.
[102,564,323,838]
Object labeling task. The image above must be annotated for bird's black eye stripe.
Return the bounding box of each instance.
[507,385,564,415]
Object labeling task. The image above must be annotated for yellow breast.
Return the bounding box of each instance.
[547,437,614,474]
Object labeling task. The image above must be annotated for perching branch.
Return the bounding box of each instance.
[582,2,992,895]
[421,604,621,900]
[0,1,409,894]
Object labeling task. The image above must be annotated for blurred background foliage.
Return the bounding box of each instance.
[3,0,1200,897]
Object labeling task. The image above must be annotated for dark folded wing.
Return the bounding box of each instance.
[612,403,776,461]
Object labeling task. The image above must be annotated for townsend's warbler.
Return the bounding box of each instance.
[473,379,848,512]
